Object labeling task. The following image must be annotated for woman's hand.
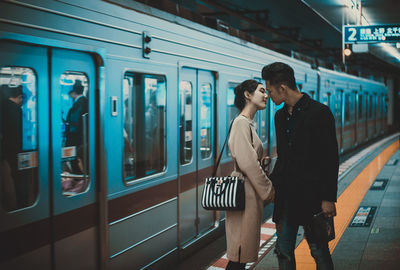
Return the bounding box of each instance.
[261,156,271,176]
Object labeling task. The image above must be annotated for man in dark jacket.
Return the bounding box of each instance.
[65,80,88,147]
[1,85,25,209]
[262,62,338,270]
[65,80,88,174]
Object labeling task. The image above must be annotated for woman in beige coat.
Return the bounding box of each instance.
[226,79,274,269]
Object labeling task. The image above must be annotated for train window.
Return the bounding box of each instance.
[309,91,315,99]
[122,73,166,182]
[227,84,239,156]
[180,81,193,165]
[369,95,373,118]
[382,96,386,116]
[358,94,363,119]
[60,72,90,196]
[0,67,38,210]
[200,83,212,159]
[344,93,350,122]
[260,107,268,143]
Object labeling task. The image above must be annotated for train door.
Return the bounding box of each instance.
[50,48,98,270]
[335,90,344,152]
[0,40,51,269]
[0,42,99,270]
[178,67,215,247]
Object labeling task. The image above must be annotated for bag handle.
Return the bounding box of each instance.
[212,116,253,177]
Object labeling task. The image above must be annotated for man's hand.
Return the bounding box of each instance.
[321,200,336,218]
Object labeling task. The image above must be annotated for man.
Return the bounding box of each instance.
[262,62,339,270]
[65,80,88,174]
[65,80,88,147]
[1,85,24,209]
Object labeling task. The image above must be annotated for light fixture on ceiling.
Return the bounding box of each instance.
[379,43,400,62]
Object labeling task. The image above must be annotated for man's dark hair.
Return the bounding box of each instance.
[70,80,84,95]
[261,62,297,90]
[1,84,22,98]
[234,79,259,111]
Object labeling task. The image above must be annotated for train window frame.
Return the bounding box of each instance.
[368,94,374,119]
[59,71,91,197]
[199,82,213,160]
[226,82,240,156]
[0,66,39,211]
[122,71,167,185]
[179,80,194,165]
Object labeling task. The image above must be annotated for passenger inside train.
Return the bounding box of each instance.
[1,73,37,211]
[61,77,89,196]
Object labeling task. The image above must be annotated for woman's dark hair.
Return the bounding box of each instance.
[234,79,259,111]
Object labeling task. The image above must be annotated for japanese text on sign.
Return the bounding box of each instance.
[344,25,400,43]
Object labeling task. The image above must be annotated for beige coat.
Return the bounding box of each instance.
[226,115,274,263]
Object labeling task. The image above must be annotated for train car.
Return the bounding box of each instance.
[0,1,389,270]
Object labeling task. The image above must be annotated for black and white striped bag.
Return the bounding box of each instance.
[200,118,251,211]
[201,176,245,211]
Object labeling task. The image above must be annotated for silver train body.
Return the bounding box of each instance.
[0,0,388,269]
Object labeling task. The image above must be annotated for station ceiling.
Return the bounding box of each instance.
[127,0,400,77]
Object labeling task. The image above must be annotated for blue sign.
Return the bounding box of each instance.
[344,25,400,43]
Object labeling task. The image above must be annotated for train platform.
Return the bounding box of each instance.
[174,133,400,270]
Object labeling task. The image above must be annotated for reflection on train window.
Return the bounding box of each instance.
[309,91,315,99]
[60,72,90,196]
[358,94,363,119]
[322,93,328,106]
[344,93,350,122]
[260,108,267,143]
[180,81,193,165]
[227,84,239,155]
[200,83,212,159]
[123,73,166,182]
[0,67,38,211]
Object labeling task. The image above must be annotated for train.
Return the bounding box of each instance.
[0,0,389,269]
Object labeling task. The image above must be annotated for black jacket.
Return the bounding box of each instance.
[65,96,88,146]
[270,94,339,225]
[1,99,22,172]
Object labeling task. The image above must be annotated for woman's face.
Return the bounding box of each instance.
[248,84,268,110]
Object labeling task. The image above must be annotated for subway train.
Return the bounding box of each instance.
[0,0,389,269]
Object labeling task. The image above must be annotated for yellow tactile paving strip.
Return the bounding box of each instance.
[294,140,400,270]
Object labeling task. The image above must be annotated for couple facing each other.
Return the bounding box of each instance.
[225,62,339,270]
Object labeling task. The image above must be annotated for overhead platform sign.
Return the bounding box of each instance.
[344,25,400,44]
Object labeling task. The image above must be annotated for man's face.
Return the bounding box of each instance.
[69,92,77,100]
[265,81,285,106]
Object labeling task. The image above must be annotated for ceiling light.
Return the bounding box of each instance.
[379,43,400,61]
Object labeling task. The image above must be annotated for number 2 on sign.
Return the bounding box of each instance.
[348,28,357,41]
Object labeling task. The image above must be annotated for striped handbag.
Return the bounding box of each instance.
[201,176,245,210]
[201,119,250,211]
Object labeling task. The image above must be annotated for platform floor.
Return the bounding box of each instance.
[332,149,400,270]
[174,135,400,270]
